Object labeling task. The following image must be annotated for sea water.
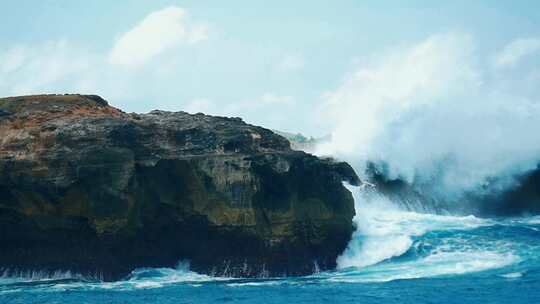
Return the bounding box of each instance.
[1,186,539,303]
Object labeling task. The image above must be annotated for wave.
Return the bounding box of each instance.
[330,250,518,283]
[333,184,521,282]
[0,269,100,285]
[0,261,220,292]
[337,184,494,268]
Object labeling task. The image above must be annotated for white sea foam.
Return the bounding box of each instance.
[331,250,517,283]
[0,262,228,292]
[0,269,95,284]
[334,185,518,282]
[516,215,540,225]
[500,272,523,279]
[133,281,163,289]
[100,265,228,291]
[226,281,283,287]
[337,185,492,269]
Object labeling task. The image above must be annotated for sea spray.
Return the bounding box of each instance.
[336,184,518,281]
[315,32,540,210]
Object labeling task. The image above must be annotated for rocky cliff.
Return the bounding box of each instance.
[0,94,359,281]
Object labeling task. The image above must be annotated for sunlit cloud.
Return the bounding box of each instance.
[275,54,305,72]
[494,38,540,68]
[109,6,207,68]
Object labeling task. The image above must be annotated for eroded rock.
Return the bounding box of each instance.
[0,94,359,280]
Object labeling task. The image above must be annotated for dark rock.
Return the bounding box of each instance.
[0,94,358,281]
[474,165,540,216]
[364,161,540,216]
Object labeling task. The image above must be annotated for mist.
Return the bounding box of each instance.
[315,32,540,203]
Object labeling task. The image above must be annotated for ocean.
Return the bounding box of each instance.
[1,186,539,303]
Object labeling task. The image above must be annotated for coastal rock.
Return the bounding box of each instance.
[0,94,359,281]
[475,165,540,216]
[364,162,540,216]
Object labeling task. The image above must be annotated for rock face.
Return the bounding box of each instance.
[474,166,540,216]
[0,94,359,281]
[365,162,540,216]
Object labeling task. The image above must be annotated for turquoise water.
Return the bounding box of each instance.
[1,187,540,303]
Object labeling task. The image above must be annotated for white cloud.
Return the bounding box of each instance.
[494,38,540,68]
[0,46,26,74]
[108,6,207,68]
[180,94,295,117]
[186,24,209,44]
[224,93,295,113]
[257,93,295,105]
[275,54,304,72]
[0,41,95,96]
[221,94,297,129]
[173,93,298,131]
[0,7,210,99]
[183,98,215,114]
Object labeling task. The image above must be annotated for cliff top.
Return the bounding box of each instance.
[0,94,292,156]
[0,93,359,184]
[0,94,109,113]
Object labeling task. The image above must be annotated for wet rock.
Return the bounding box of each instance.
[0,94,358,281]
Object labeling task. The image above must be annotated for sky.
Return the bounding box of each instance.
[1,0,540,137]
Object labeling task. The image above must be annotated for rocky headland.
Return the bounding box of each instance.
[0,94,359,281]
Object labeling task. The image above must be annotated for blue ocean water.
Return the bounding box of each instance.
[1,187,540,303]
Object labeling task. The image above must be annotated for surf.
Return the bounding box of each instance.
[332,184,524,283]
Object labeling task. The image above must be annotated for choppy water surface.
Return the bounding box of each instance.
[2,187,540,303]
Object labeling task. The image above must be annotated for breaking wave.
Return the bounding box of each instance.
[333,185,522,283]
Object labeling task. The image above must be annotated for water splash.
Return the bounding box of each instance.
[315,32,540,205]
[335,184,518,282]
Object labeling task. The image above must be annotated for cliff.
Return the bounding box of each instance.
[0,94,359,281]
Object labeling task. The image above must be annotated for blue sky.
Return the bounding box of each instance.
[1,1,540,135]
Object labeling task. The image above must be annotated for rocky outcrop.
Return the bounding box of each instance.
[474,165,540,216]
[0,94,359,281]
[365,162,540,216]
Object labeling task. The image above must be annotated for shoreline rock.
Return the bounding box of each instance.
[0,94,359,281]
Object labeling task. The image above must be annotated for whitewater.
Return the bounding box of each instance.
[2,183,540,303]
